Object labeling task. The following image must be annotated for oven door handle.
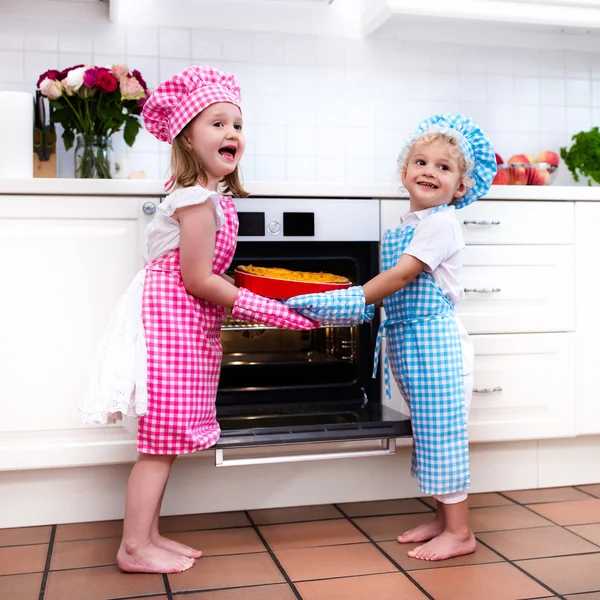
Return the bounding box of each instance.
[214,438,396,467]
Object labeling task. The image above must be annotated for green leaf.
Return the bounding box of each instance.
[63,128,75,151]
[123,117,141,147]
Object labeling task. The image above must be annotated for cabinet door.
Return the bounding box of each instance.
[458,245,575,334]
[383,332,575,443]
[0,195,155,434]
[575,203,600,435]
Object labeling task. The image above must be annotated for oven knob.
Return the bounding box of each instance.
[268,221,281,235]
[142,202,156,215]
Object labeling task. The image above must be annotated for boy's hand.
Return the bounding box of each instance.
[286,286,375,326]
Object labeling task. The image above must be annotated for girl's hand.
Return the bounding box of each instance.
[232,288,318,330]
[286,286,375,326]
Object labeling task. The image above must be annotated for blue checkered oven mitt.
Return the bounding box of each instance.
[286,286,375,326]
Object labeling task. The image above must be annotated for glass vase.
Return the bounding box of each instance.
[74,134,112,179]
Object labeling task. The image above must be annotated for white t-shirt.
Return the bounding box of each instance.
[399,205,473,375]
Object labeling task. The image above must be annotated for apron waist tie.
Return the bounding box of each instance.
[373,313,449,400]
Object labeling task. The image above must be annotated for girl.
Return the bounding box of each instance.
[288,114,497,562]
[80,66,315,575]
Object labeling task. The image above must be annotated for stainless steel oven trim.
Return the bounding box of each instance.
[214,438,397,467]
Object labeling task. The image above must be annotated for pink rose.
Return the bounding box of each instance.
[83,67,99,89]
[131,69,148,92]
[39,77,63,100]
[111,64,129,79]
[96,68,118,93]
[120,75,145,100]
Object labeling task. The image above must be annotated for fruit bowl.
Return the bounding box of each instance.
[499,163,558,186]
[493,151,559,186]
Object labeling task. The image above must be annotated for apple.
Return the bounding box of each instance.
[507,154,531,185]
[492,168,509,185]
[535,150,559,166]
[528,166,550,186]
[495,153,504,165]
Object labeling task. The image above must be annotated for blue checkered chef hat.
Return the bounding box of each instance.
[398,113,497,209]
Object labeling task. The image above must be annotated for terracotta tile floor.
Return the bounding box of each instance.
[2,485,600,600]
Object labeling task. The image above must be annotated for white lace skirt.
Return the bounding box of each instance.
[79,270,149,425]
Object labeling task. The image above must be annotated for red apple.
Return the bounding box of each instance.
[507,155,531,185]
[535,150,559,166]
[492,168,509,185]
[528,166,550,186]
[495,153,504,165]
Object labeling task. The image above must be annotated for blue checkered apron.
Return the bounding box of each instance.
[373,205,470,496]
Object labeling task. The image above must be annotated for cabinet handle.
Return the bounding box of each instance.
[142,202,156,215]
[473,386,503,394]
[463,288,501,293]
[463,220,500,225]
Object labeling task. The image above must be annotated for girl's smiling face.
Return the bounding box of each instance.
[185,102,245,190]
[402,139,467,213]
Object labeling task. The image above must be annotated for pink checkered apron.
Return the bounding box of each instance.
[138,196,239,455]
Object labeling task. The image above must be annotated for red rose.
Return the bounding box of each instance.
[36,69,61,88]
[96,68,118,93]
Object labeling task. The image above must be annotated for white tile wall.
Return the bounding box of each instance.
[2,17,600,184]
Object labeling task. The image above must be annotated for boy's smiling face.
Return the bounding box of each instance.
[402,139,467,213]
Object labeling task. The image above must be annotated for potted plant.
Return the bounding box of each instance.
[37,64,149,178]
[560,127,600,186]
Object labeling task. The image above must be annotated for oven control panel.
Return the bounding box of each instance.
[232,198,379,242]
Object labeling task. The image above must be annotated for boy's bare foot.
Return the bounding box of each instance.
[408,530,477,561]
[397,518,445,544]
[151,534,203,559]
[117,543,195,573]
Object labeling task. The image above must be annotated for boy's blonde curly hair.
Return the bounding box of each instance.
[399,130,476,193]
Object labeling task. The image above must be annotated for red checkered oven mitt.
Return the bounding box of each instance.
[232,288,317,330]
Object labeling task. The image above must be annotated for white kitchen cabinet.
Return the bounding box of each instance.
[362,0,600,39]
[0,196,154,467]
[575,203,600,435]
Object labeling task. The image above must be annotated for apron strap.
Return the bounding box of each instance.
[373,321,393,401]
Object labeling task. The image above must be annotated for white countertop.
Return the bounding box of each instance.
[1,178,600,200]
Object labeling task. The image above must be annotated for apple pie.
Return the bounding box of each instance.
[236,265,350,284]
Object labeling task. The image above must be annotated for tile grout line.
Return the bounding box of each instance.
[37,524,56,600]
[333,503,436,600]
[162,573,174,600]
[244,510,304,600]
[475,537,568,600]
[573,486,600,500]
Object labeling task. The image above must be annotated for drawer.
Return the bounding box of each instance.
[459,201,574,245]
[380,200,574,245]
[469,333,575,442]
[457,245,574,334]
[382,333,575,443]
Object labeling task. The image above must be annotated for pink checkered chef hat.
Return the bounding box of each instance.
[142,66,242,144]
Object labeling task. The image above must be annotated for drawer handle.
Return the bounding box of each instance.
[463,220,500,225]
[463,288,501,293]
[473,386,503,394]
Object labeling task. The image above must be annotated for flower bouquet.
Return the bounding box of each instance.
[37,64,149,178]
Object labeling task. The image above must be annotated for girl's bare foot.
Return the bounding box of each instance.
[408,530,477,561]
[116,543,195,573]
[397,518,445,544]
[151,534,203,559]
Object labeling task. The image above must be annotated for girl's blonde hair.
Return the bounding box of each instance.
[400,131,475,192]
[167,125,249,197]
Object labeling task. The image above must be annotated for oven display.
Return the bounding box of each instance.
[283,212,314,237]
[238,212,265,237]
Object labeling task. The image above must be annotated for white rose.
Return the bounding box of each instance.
[65,67,86,92]
[39,77,63,100]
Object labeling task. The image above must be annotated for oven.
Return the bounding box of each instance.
[214,198,411,465]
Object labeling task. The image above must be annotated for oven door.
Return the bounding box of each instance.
[214,240,412,465]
